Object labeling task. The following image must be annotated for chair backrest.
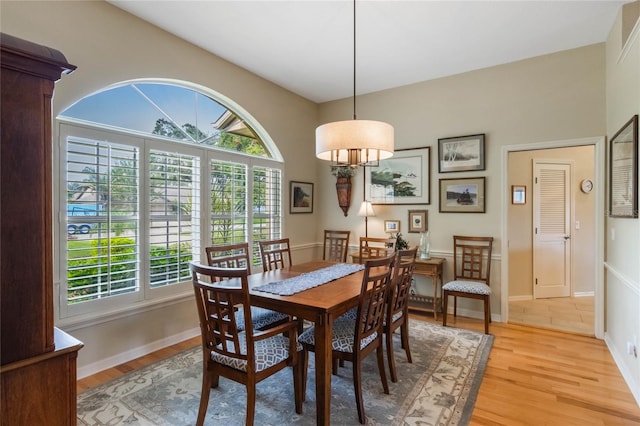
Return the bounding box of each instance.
[387,247,418,320]
[358,237,396,264]
[323,230,351,262]
[190,262,256,369]
[258,238,293,272]
[205,242,251,276]
[354,254,396,349]
[453,235,493,285]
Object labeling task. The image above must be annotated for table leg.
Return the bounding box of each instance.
[432,273,438,320]
[314,312,332,425]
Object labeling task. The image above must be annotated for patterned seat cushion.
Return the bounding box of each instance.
[212,332,302,372]
[235,307,289,331]
[442,279,491,295]
[298,317,377,353]
[340,307,358,321]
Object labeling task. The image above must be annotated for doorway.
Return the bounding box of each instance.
[502,138,604,338]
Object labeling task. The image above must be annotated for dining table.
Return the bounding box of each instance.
[247,260,365,426]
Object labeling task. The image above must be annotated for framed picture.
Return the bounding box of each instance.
[512,185,526,204]
[365,147,430,205]
[439,177,486,213]
[408,210,427,233]
[438,134,485,173]
[289,181,313,214]
[609,115,638,218]
[384,220,400,233]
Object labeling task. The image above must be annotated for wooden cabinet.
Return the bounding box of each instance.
[0,32,82,425]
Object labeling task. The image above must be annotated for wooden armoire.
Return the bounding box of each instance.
[0,33,83,425]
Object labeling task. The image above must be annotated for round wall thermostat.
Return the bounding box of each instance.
[580,179,593,193]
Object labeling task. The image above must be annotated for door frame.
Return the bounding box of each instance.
[501,136,605,339]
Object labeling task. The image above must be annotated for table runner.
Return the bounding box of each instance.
[253,263,365,295]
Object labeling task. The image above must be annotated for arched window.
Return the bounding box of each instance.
[58,81,283,318]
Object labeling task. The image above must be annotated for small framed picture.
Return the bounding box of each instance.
[512,185,526,204]
[289,181,313,214]
[384,220,400,233]
[438,134,486,173]
[439,177,486,213]
[408,210,427,233]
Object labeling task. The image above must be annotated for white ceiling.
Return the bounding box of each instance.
[109,0,625,103]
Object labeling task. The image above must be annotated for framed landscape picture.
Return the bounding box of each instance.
[438,134,485,173]
[609,115,638,218]
[289,181,313,214]
[439,177,486,213]
[365,146,430,205]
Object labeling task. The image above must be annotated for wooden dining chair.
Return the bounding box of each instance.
[442,235,494,334]
[258,238,293,272]
[357,236,396,264]
[298,254,396,424]
[205,242,288,331]
[385,247,417,382]
[323,230,351,262]
[190,262,303,426]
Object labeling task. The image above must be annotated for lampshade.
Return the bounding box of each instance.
[358,200,375,217]
[316,120,394,167]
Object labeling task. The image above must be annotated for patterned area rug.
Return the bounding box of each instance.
[77,320,493,425]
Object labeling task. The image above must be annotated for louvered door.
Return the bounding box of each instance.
[533,161,571,298]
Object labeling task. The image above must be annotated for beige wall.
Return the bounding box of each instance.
[507,146,596,298]
[604,0,640,403]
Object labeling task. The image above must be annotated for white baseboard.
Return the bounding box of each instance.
[508,295,533,302]
[604,332,640,407]
[77,327,200,379]
[573,291,595,297]
[443,306,501,323]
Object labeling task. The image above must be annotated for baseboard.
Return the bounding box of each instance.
[77,327,200,380]
[443,306,501,323]
[573,291,595,297]
[604,332,640,407]
[508,295,533,302]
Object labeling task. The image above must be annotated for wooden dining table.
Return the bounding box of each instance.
[247,260,364,426]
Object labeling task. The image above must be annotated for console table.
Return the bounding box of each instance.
[350,254,446,319]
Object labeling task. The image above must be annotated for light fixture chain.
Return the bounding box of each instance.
[353,0,357,120]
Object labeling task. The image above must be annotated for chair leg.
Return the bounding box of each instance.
[376,344,389,395]
[386,327,398,383]
[246,380,256,426]
[484,295,490,334]
[453,295,458,317]
[352,356,366,424]
[293,354,303,413]
[442,291,449,327]
[400,319,412,364]
[300,348,308,400]
[196,369,212,426]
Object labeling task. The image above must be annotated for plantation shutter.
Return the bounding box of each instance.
[210,159,248,244]
[148,150,200,288]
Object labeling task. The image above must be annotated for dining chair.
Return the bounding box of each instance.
[298,254,396,424]
[205,242,288,331]
[357,236,396,264]
[258,238,293,272]
[190,262,303,426]
[385,247,417,383]
[323,230,351,262]
[442,235,494,334]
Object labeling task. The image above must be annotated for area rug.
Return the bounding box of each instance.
[77,320,493,425]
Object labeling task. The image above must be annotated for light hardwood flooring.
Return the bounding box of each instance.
[77,313,640,425]
[509,296,594,336]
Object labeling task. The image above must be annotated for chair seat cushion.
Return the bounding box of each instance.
[298,317,377,353]
[235,307,289,331]
[212,332,301,372]
[442,280,491,295]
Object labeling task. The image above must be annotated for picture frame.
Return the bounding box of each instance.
[512,185,526,204]
[439,177,486,213]
[384,220,400,233]
[408,210,427,233]
[438,134,485,173]
[365,147,430,205]
[609,115,638,218]
[289,181,313,214]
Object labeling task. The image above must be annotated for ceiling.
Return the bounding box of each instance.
[109,0,625,103]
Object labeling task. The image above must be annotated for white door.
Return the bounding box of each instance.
[533,161,572,299]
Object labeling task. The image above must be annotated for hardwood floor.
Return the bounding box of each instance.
[77,313,640,425]
[509,296,594,336]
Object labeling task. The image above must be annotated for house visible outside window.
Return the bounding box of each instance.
[58,81,283,318]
